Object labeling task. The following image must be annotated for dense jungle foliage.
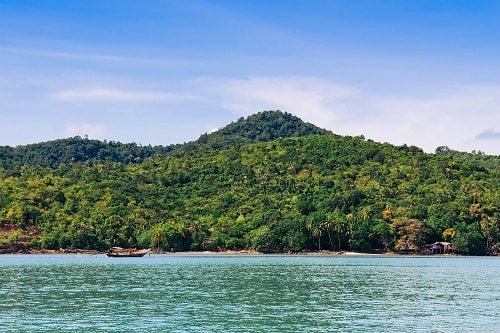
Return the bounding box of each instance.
[0,111,498,255]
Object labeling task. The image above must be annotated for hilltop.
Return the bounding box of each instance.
[192,111,331,150]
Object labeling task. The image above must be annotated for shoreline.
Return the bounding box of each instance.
[0,247,460,256]
[3,246,497,256]
[0,246,391,255]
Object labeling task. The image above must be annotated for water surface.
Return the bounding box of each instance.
[1,254,498,332]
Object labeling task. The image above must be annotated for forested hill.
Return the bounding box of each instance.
[0,121,499,255]
[191,111,331,150]
[0,111,330,170]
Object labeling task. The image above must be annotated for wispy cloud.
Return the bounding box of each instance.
[0,45,191,66]
[54,88,197,103]
[62,122,107,140]
[477,129,500,140]
[198,76,358,126]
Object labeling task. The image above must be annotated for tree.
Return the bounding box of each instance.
[371,219,391,251]
[306,213,324,251]
[349,217,372,252]
[453,222,485,255]
[392,218,426,252]
[326,210,347,250]
[246,225,279,253]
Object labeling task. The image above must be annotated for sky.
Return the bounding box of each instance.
[1,0,499,155]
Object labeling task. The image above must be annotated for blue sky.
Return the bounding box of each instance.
[1,0,499,154]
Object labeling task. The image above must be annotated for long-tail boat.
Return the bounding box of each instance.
[106,247,150,257]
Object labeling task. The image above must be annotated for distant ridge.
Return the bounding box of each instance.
[0,110,331,169]
[0,136,174,170]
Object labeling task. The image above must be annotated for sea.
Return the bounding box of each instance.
[0,254,498,332]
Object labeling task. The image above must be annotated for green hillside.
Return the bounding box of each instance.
[0,111,498,255]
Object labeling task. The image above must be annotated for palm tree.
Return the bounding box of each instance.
[327,210,346,250]
[346,213,357,238]
[306,218,323,251]
[322,217,334,249]
[151,223,166,250]
[360,207,371,223]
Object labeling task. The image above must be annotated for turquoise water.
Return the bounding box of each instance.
[0,254,498,332]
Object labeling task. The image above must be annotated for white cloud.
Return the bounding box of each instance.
[54,88,196,103]
[196,76,500,154]
[62,123,108,140]
[339,86,500,153]
[198,76,358,128]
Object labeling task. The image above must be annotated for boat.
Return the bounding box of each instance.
[106,247,150,257]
